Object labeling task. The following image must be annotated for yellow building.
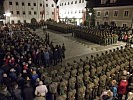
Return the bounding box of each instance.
[87,0,133,27]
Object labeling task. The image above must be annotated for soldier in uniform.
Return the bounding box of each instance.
[85,82,95,100]
[68,77,76,91]
[49,82,58,100]
[68,89,76,100]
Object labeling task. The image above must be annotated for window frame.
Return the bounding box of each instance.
[104,10,109,17]
[16,2,19,6]
[124,10,129,17]
[28,3,31,6]
[113,10,118,17]
[34,3,36,6]
[22,2,24,6]
[97,11,101,17]
[9,2,12,5]
[16,11,20,15]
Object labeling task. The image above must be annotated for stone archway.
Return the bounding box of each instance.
[31,18,37,24]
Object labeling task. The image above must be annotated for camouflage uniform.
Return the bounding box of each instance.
[59,81,68,95]
[49,82,58,100]
[77,75,84,88]
[85,82,95,100]
[68,77,76,91]
[68,89,76,100]
[77,86,86,100]
[98,75,107,95]
[71,69,77,77]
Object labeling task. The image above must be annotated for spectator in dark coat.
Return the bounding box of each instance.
[58,45,63,62]
[62,43,66,59]
[13,83,23,100]
[0,46,5,66]
[44,49,50,67]
[2,73,11,90]
[0,85,11,100]
[53,48,58,66]
[0,69,4,84]
[22,82,34,100]
[9,68,17,82]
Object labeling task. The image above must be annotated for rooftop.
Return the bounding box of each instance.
[87,0,133,8]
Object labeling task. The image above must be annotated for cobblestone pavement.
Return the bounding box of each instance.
[35,29,126,64]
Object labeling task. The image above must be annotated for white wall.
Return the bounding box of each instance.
[57,0,86,25]
[44,0,56,21]
[4,0,57,23]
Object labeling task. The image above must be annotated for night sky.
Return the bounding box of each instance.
[56,0,58,3]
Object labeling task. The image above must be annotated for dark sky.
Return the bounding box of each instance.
[56,0,58,3]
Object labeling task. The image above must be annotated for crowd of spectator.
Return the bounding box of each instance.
[97,24,133,43]
[0,24,66,100]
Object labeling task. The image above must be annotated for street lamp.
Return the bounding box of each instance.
[3,12,11,24]
[89,12,92,27]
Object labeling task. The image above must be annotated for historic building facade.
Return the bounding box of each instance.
[3,0,57,23]
[0,0,5,24]
[87,0,133,27]
[94,5,133,27]
[57,0,87,25]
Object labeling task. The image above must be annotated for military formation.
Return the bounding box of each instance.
[45,21,119,45]
[46,21,74,33]
[43,46,133,100]
[73,26,118,45]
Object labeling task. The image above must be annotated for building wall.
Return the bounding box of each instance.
[94,5,133,27]
[57,0,87,25]
[3,0,56,23]
[44,0,57,21]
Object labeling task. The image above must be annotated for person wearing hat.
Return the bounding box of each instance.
[35,81,48,100]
